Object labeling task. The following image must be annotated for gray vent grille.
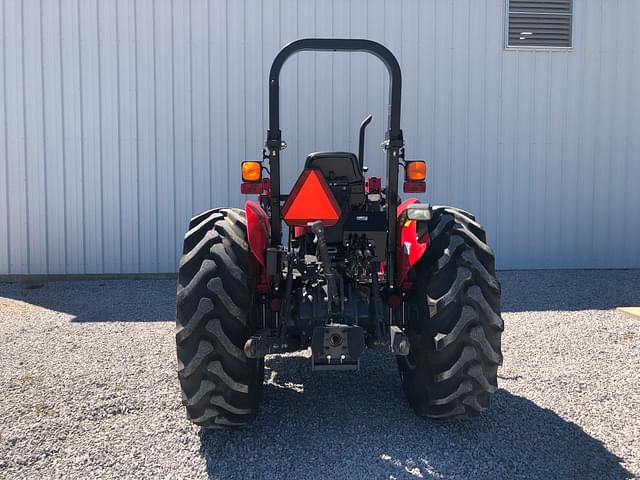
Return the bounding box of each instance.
[507,0,573,48]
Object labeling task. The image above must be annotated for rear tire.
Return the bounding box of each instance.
[397,206,504,419]
[176,208,264,428]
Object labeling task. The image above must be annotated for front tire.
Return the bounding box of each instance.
[398,206,504,419]
[176,208,264,428]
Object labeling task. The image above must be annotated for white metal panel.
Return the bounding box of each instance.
[190,0,211,220]
[98,0,121,273]
[23,0,47,274]
[0,0,9,274]
[172,0,193,270]
[116,0,139,273]
[154,0,176,273]
[135,0,159,273]
[4,0,29,274]
[625,0,640,267]
[59,0,84,274]
[41,0,66,273]
[209,0,230,211]
[78,0,103,274]
[1,0,639,274]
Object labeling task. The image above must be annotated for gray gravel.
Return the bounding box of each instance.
[1,270,639,479]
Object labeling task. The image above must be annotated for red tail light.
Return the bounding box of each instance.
[282,169,341,226]
[241,182,263,194]
[403,181,426,193]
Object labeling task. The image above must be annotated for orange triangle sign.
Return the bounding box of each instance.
[282,169,341,227]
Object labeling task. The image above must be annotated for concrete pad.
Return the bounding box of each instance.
[616,307,640,319]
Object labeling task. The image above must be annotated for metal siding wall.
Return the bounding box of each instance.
[1,0,639,274]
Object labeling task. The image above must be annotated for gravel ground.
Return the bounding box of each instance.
[1,270,639,479]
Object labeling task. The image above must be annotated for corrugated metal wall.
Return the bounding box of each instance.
[1,0,639,274]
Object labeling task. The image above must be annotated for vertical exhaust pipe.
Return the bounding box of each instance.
[358,114,373,171]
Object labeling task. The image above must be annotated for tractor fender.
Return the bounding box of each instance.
[396,198,430,288]
[245,201,270,292]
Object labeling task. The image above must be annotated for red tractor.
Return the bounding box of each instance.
[176,39,503,428]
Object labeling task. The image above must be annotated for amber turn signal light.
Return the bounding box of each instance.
[405,160,426,182]
[242,161,262,182]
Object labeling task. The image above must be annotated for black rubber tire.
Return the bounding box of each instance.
[397,206,504,419]
[176,208,264,428]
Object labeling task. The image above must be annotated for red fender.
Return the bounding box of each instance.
[245,201,270,293]
[396,198,430,289]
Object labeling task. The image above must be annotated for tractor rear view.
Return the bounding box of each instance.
[176,39,503,428]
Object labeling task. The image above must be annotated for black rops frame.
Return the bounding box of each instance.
[266,38,404,289]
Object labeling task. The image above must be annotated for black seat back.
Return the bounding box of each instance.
[304,151,365,212]
[304,152,363,184]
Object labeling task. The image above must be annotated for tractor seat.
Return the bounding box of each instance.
[304,152,363,184]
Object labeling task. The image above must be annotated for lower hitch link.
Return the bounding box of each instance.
[310,220,342,315]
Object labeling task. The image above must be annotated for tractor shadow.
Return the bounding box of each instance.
[198,352,632,480]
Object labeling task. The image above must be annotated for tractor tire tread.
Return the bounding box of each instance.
[176,208,263,428]
[398,205,503,419]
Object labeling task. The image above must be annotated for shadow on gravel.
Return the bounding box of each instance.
[2,270,638,321]
[0,280,176,322]
[199,353,631,480]
[500,269,640,312]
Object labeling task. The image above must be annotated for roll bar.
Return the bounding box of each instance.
[266,38,403,148]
